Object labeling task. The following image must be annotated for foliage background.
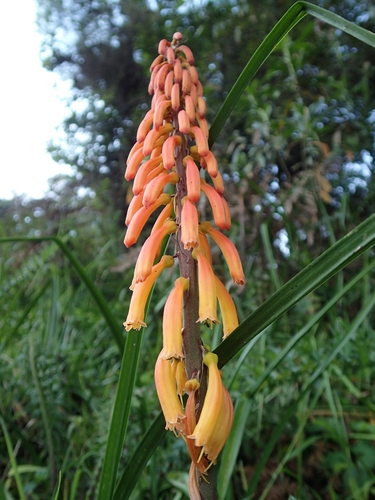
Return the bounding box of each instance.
[1,0,375,498]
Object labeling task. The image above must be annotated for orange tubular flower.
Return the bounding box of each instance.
[124,193,171,247]
[154,355,185,432]
[124,255,174,331]
[132,220,177,286]
[215,276,239,338]
[200,221,245,285]
[160,277,189,360]
[200,179,229,231]
[132,156,162,195]
[143,171,178,207]
[184,156,201,203]
[192,248,219,327]
[180,197,199,250]
[162,135,182,170]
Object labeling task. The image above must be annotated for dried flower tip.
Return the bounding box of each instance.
[181,197,200,250]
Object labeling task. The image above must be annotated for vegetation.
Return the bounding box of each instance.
[1,0,375,498]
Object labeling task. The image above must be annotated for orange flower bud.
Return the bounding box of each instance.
[195,114,209,139]
[156,64,172,91]
[184,95,196,123]
[143,171,178,207]
[150,54,164,72]
[221,196,232,230]
[211,171,224,195]
[132,220,177,286]
[188,65,199,85]
[162,135,182,170]
[200,221,245,285]
[166,46,175,65]
[200,180,228,231]
[171,82,181,112]
[192,126,209,157]
[182,68,192,95]
[164,70,174,99]
[126,140,144,164]
[192,248,219,327]
[153,100,172,129]
[143,123,173,156]
[154,355,185,432]
[201,151,218,178]
[124,255,174,330]
[136,109,154,143]
[190,83,198,106]
[124,193,171,247]
[151,199,174,235]
[197,96,206,118]
[174,58,182,83]
[133,156,162,195]
[181,197,199,250]
[215,276,239,338]
[125,191,143,226]
[184,156,201,203]
[176,45,194,65]
[178,110,191,134]
[124,147,145,181]
[158,39,170,56]
[160,276,189,360]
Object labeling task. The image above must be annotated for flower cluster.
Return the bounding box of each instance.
[123,32,244,490]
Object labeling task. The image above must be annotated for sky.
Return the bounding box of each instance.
[0,0,72,200]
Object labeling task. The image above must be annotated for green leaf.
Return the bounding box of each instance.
[97,330,143,500]
[218,399,251,499]
[0,416,26,500]
[215,214,375,368]
[113,412,166,500]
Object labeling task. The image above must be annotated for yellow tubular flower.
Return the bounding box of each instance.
[188,353,223,447]
[200,221,245,285]
[192,248,219,327]
[215,276,239,338]
[154,355,185,432]
[124,255,174,331]
[131,220,177,287]
[203,383,234,463]
[160,277,189,360]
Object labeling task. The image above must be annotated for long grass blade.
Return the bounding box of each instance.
[0,416,26,500]
[246,290,375,496]
[215,214,375,368]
